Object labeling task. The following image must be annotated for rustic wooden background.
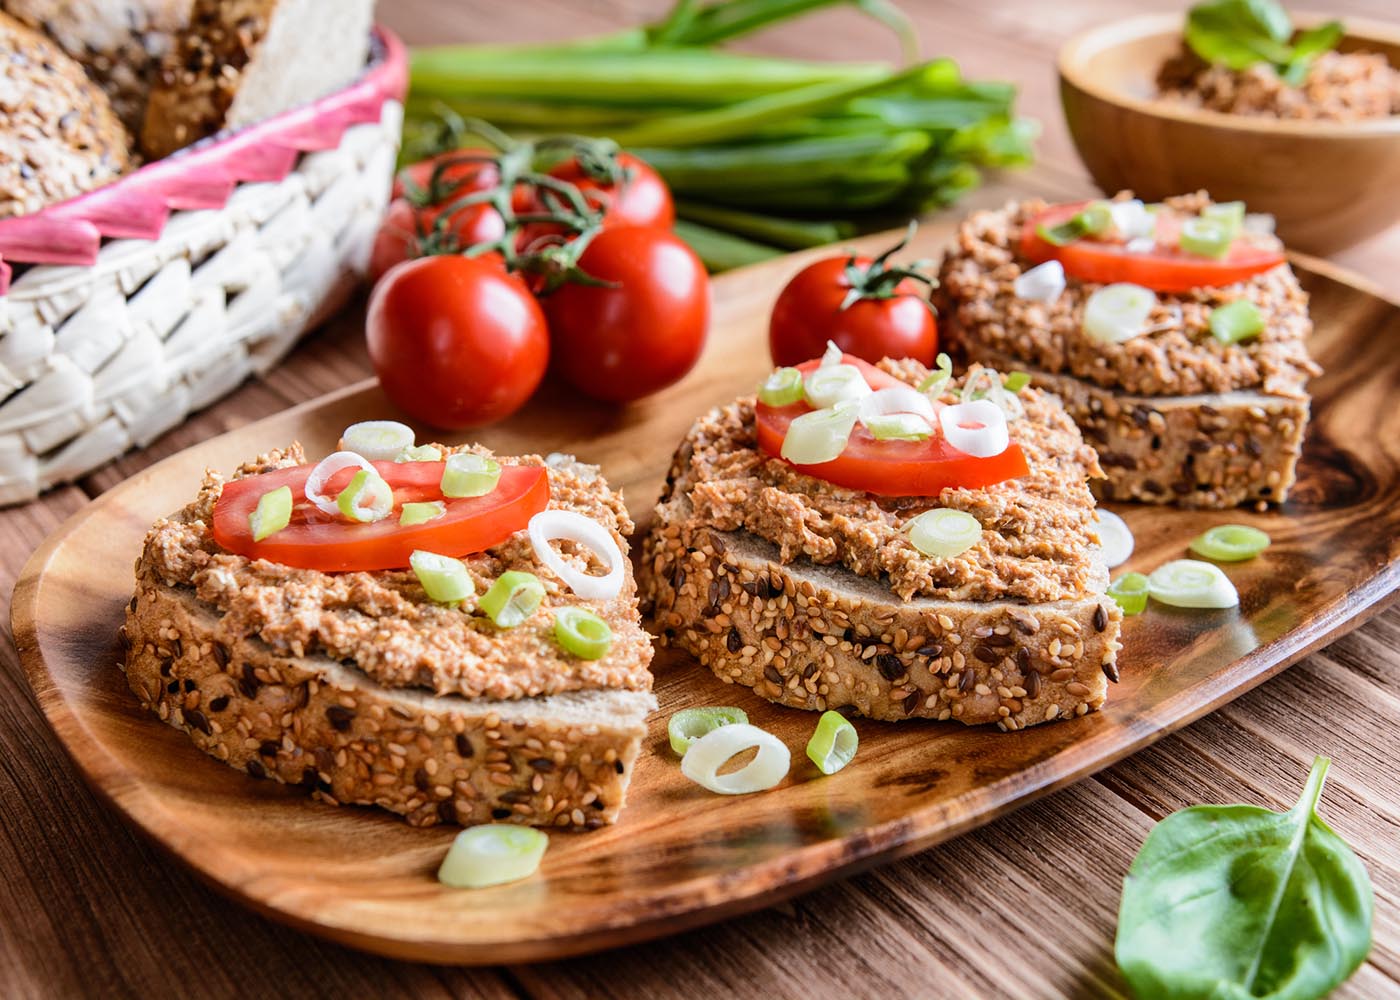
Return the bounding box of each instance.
[3,1,1398,997]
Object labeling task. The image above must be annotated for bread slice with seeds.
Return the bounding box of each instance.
[639,359,1122,731]
[140,0,374,160]
[121,444,657,829]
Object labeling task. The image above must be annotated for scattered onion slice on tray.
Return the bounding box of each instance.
[339,421,415,462]
[806,711,859,775]
[680,722,790,795]
[1190,524,1271,561]
[437,825,549,889]
[1094,510,1135,568]
[304,451,377,516]
[668,706,749,755]
[528,510,625,600]
[939,399,1009,457]
[1147,559,1239,609]
[1108,572,1149,615]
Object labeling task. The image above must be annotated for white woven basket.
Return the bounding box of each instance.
[0,30,406,506]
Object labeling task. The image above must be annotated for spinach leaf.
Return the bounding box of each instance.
[1184,0,1343,81]
[1115,756,1373,1000]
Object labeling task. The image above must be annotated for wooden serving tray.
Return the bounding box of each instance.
[12,224,1400,964]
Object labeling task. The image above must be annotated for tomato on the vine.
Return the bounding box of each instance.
[546,152,674,229]
[392,149,499,201]
[541,226,709,403]
[769,257,937,368]
[368,196,507,283]
[366,255,549,429]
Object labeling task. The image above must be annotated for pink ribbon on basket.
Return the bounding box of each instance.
[0,25,408,295]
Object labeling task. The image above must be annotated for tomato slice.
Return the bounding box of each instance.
[1019,202,1286,293]
[755,356,1029,497]
[211,461,550,572]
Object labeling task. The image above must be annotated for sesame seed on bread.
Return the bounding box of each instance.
[0,9,131,217]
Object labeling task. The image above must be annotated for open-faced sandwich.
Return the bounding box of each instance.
[938,193,1320,509]
[120,423,656,829]
[641,346,1122,731]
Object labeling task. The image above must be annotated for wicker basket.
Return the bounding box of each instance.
[0,27,407,506]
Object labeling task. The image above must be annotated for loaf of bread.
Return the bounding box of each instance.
[1,0,192,134]
[140,0,375,160]
[0,10,131,217]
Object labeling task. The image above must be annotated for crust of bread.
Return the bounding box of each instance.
[641,497,1120,731]
[950,338,1309,509]
[122,582,656,829]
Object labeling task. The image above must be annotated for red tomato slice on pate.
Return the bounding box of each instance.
[212,461,550,573]
[1019,202,1286,293]
[755,356,1029,497]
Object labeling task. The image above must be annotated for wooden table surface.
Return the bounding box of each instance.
[3,1,1398,997]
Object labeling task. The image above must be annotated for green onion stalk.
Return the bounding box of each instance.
[401,0,1036,269]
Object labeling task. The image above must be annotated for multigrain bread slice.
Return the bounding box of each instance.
[937,194,1319,510]
[3,0,193,133]
[961,344,1310,508]
[0,10,131,217]
[644,496,1116,730]
[140,0,374,160]
[639,359,1123,731]
[121,444,657,829]
[122,585,653,829]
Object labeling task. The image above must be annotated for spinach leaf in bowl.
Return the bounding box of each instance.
[1115,756,1372,1000]
[1185,0,1344,85]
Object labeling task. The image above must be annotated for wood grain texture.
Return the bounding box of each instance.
[13,223,1400,964]
[2,1,1399,997]
[1058,13,1400,254]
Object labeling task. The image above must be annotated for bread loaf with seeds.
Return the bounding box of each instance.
[2,0,193,133]
[0,10,131,217]
[140,0,374,160]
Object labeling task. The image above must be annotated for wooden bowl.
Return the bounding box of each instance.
[1058,12,1400,254]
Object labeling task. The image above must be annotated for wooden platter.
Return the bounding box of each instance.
[12,222,1400,964]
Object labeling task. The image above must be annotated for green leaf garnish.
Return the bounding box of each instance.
[1185,0,1343,81]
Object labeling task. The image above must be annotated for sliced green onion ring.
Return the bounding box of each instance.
[917,352,954,397]
[400,500,446,527]
[1004,371,1032,394]
[305,451,375,516]
[1189,524,1271,562]
[806,710,858,775]
[410,550,475,605]
[478,570,545,628]
[863,412,931,441]
[437,825,548,889]
[339,420,414,462]
[680,722,790,795]
[803,364,871,409]
[1209,299,1265,345]
[1147,559,1240,610]
[758,367,804,406]
[1013,260,1065,303]
[553,606,613,660]
[939,399,1009,457]
[397,443,443,463]
[249,485,292,542]
[1083,283,1156,344]
[1037,218,1084,246]
[667,706,749,755]
[1108,572,1149,615]
[442,452,501,498]
[909,508,982,559]
[336,469,393,523]
[781,401,859,465]
[1202,201,1246,238]
[1078,201,1113,235]
[1094,510,1135,568]
[1108,199,1155,241]
[1180,216,1233,259]
[819,340,843,367]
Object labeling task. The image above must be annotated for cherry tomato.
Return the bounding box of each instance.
[212,460,550,572]
[368,196,507,283]
[769,256,937,368]
[542,226,708,403]
[516,153,674,254]
[1020,202,1286,293]
[392,149,499,201]
[754,356,1028,496]
[367,255,549,429]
